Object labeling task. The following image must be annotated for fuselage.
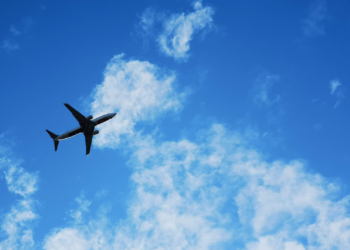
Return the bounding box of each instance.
[55,113,116,141]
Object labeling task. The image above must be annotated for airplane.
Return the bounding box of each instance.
[46,103,116,155]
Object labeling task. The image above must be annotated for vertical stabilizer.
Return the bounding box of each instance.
[46,130,59,152]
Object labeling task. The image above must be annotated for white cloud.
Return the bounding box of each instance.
[4,162,38,197]
[43,197,111,250]
[0,155,39,249]
[95,189,108,198]
[42,123,350,249]
[138,1,214,61]
[314,123,322,131]
[329,79,345,108]
[44,51,350,248]
[138,8,158,40]
[302,0,327,37]
[0,199,37,250]
[69,195,92,224]
[2,40,19,52]
[157,1,214,60]
[330,79,341,95]
[254,73,280,106]
[43,125,234,250]
[90,54,185,148]
[10,25,20,36]
[44,229,89,250]
[234,157,350,249]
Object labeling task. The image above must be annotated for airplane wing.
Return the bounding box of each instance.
[64,103,87,125]
[84,132,93,156]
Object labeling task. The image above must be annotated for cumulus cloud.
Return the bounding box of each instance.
[90,54,185,148]
[42,51,350,249]
[138,1,214,61]
[302,0,327,37]
[0,157,39,249]
[42,123,350,249]
[43,126,234,250]
[329,79,345,108]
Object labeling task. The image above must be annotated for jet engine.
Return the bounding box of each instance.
[86,115,93,120]
[93,130,99,135]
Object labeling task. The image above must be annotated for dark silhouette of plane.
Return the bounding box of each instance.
[46,103,116,155]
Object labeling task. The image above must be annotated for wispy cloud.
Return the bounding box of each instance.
[138,1,215,61]
[254,73,280,106]
[302,0,328,37]
[22,17,34,34]
[95,189,108,198]
[2,40,19,52]
[314,123,322,131]
[330,79,341,95]
[69,195,92,225]
[90,54,186,148]
[0,153,39,249]
[10,25,20,36]
[137,7,162,47]
[329,79,345,108]
[157,1,214,61]
[2,16,35,53]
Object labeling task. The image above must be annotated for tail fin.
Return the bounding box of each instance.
[46,130,59,151]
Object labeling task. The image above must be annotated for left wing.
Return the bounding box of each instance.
[84,132,93,156]
[64,103,87,125]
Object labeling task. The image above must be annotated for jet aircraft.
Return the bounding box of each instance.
[46,103,116,155]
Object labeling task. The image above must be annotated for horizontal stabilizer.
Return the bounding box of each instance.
[46,130,59,152]
[46,129,58,139]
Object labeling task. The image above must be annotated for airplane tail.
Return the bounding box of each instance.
[46,130,59,151]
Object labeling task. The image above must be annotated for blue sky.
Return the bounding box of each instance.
[1,0,350,249]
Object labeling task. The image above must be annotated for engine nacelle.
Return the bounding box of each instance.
[93,130,99,136]
[86,115,93,120]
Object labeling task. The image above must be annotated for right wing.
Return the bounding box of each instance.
[64,103,87,125]
[84,132,93,156]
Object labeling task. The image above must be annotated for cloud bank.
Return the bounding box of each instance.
[43,122,350,249]
[42,50,350,249]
